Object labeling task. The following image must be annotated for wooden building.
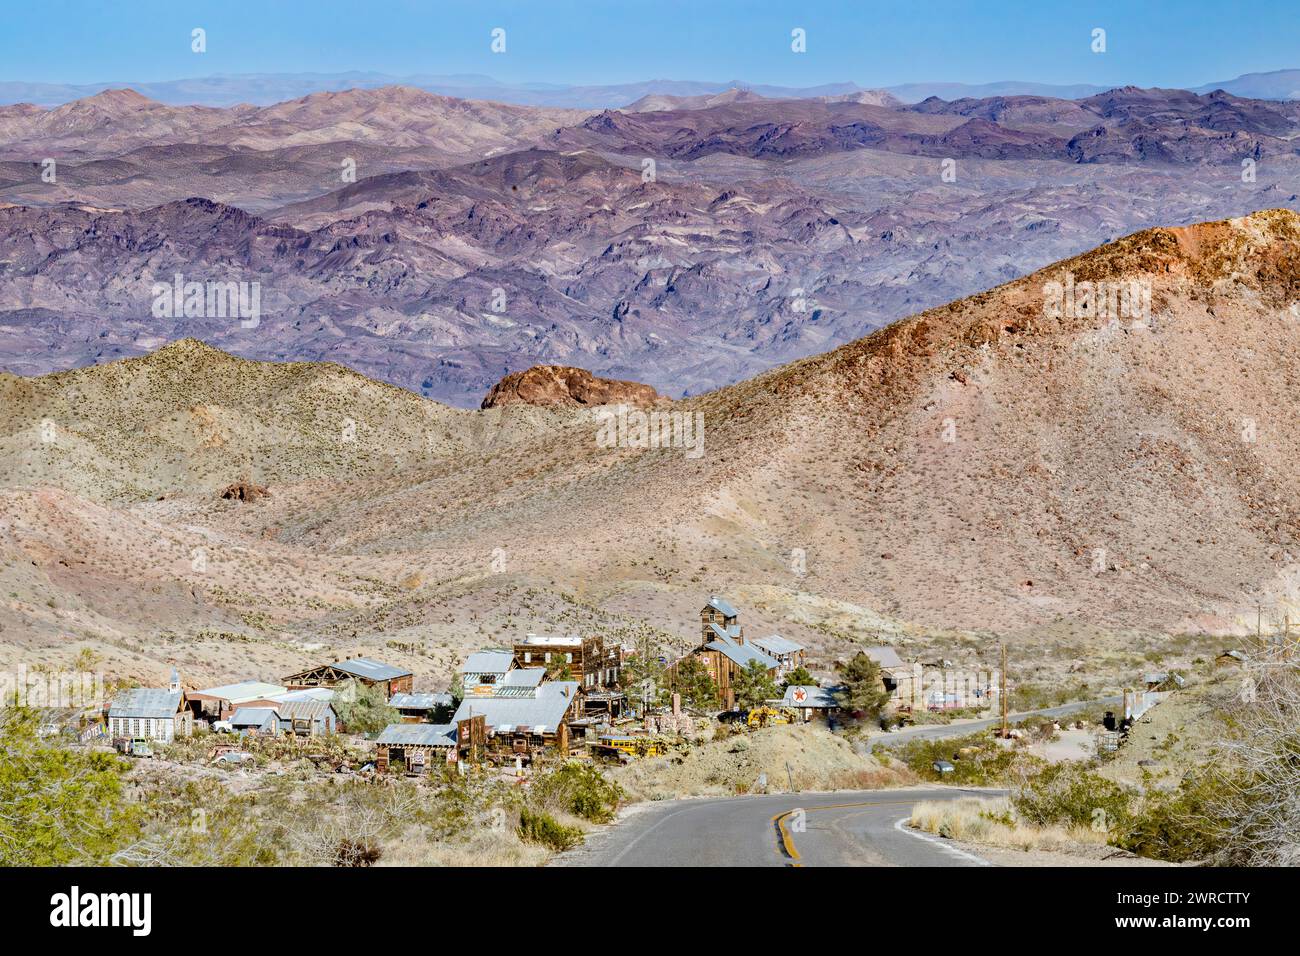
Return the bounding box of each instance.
[282,657,413,698]
[107,685,193,743]
[374,723,457,774]
[669,596,779,710]
[451,673,580,765]
[700,594,741,640]
[513,633,626,716]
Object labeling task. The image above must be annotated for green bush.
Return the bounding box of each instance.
[0,708,142,865]
[1118,771,1235,864]
[531,761,623,824]
[517,808,583,851]
[1012,762,1134,834]
[891,732,1037,786]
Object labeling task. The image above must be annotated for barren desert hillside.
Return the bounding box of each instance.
[4,210,1300,687]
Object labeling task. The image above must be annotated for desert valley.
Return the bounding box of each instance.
[3,13,1300,886]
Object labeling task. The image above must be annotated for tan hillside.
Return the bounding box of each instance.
[0,338,576,501]
[223,209,1300,636]
[5,210,1300,685]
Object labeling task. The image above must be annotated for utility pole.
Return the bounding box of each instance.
[999,642,1008,739]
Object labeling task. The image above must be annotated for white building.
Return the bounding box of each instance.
[107,670,192,743]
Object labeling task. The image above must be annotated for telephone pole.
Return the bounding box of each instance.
[999,642,1008,739]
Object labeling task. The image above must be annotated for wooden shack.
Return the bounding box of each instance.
[513,633,626,716]
[374,723,457,774]
[282,657,413,697]
[451,676,580,765]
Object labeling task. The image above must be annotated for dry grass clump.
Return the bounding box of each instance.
[909,796,1109,852]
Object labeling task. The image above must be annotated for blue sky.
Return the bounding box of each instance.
[2,0,1296,88]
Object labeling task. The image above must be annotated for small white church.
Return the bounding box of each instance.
[106,667,193,743]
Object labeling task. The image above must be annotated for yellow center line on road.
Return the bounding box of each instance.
[772,799,923,866]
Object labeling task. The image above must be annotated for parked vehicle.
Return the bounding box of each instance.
[211,750,254,766]
[212,720,234,734]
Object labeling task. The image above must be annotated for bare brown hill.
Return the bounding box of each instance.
[480,365,663,409]
[212,209,1300,637]
[5,212,1300,678]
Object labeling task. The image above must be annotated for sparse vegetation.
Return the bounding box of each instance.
[332,679,400,736]
[0,709,142,865]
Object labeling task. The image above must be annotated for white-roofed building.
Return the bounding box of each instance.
[451,674,581,765]
[750,634,806,676]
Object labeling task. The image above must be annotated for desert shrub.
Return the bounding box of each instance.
[0,708,142,865]
[1118,771,1233,863]
[1012,762,1134,834]
[425,769,514,841]
[127,777,279,866]
[891,732,1036,786]
[531,761,623,823]
[334,839,382,866]
[1011,681,1094,711]
[1208,663,1300,865]
[517,808,583,851]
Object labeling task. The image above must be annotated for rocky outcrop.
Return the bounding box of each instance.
[220,480,270,502]
[480,365,663,410]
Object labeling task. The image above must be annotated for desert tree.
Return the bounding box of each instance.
[833,652,891,720]
[733,660,781,710]
[1212,659,1300,865]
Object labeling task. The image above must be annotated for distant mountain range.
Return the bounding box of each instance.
[5,68,1300,108]
[3,83,1300,408]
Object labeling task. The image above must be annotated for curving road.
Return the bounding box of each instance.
[875,695,1123,746]
[555,787,1006,867]
[556,698,1121,867]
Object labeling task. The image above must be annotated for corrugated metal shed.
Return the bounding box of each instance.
[461,650,515,675]
[389,692,453,710]
[451,681,579,733]
[751,634,804,656]
[375,723,457,747]
[108,687,183,720]
[333,657,411,681]
[275,700,335,721]
[192,680,286,703]
[705,595,739,618]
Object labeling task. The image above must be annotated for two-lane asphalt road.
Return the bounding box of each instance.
[877,695,1123,745]
[555,787,1004,867]
[556,697,1121,867]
